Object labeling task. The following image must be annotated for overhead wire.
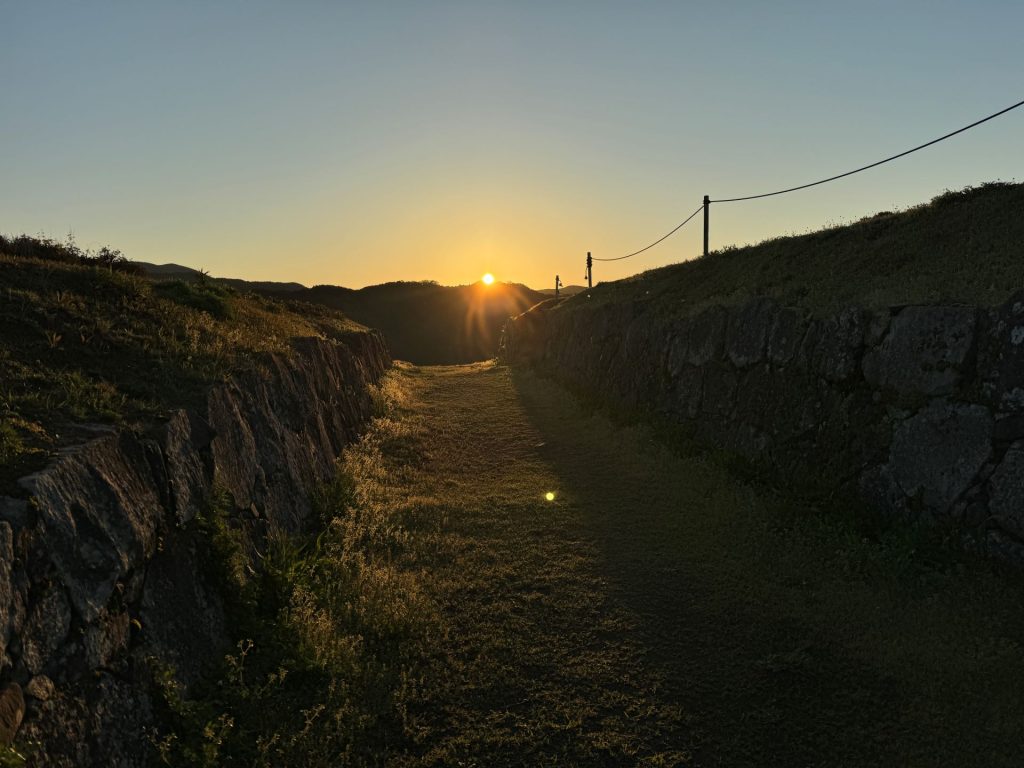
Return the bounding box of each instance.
[711,97,1024,203]
[591,205,703,261]
[584,97,1023,265]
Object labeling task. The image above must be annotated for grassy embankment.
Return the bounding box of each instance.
[0,235,363,494]
[165,362,1024,766]
[566,181,1024,317]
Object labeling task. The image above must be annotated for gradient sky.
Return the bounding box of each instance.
[3,1,1021,289]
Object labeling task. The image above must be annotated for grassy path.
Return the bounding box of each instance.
[351,362,1024,767]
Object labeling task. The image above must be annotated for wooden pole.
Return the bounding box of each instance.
[703,195,710,257]
[586,252,592,289]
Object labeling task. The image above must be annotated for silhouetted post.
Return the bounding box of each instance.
[586,252,593,289]
[555,274,562,297]
[703,195,710,257]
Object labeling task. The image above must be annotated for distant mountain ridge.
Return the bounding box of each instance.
[133,262,548,363]
[281,281,546,364]
[133,261,306,294]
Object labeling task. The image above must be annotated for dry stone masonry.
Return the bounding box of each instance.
[0,331,390,766]
[502,292,1024,563]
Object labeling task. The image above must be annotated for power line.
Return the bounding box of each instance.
[711,97,1024,203]
[592,205,704,262]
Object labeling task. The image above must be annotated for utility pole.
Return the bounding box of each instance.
[555,274,562,297]
[586,252,593,289]
[703,195,710,257]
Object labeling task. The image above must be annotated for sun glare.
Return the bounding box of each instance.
[545,492,555,502]
[482,273,495,285]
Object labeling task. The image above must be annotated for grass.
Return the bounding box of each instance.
[0,239,366,494]
[150,375,439,767]
[58,359,1024,765]
[561,181,1024,318]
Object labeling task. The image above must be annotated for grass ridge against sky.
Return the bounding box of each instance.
[3,2,1022,288]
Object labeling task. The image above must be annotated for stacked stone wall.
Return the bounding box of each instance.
[0,331,390,765]
[503,294,1024,561]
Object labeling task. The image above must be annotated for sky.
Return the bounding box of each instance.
[2,1,1021,289]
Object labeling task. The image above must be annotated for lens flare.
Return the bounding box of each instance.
[545,492,555,501]
[482,273,495,285]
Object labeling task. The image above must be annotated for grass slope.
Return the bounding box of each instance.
[0,239,364,494]
[285,281,545,365]
[244,361,1021,767]
[564,182,1024,317]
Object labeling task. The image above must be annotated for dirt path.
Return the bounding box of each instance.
[359,362,1024,767]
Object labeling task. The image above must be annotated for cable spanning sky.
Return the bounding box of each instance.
[2,1,1021,289]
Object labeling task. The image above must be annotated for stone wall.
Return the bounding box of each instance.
[502,293,1024,561]
[0,331,390,766]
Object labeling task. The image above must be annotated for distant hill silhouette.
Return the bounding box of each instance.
[133,261,306,294]
[130,260,546,363]
[283,281,546,364]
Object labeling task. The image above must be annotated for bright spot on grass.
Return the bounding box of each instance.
[545,491,555,501]
[482,273,495,285]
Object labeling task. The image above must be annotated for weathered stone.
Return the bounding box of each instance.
[984,529,1024,569]
[889,402,992,514]
[726,298,776,368]
[767,306,808,365]
[683,306,728,366]
[864,309,891,347]
[207,383,266,513]
[21,585,72,675]
[19,673,152,767]
[859,464,908,521]
[0,498,29,529]
[19,432,164,622]
[811,308,867,383]
[863,306,978,397]
[25,675,55,702]
[994,413,1024,443]
[162,410,213,526]
[988,442,1024,540]
[0,333,391,765]
[986,292,1024,412]
[0,683,23,745]
[671,366,703,419]
[140,530,229,687]
[0,523,12,662]
[83,610,130,670]
[701,366,738,416]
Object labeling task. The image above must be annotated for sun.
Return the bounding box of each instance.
[481,273,495,285]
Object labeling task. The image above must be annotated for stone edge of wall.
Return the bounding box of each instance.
[501,292,1024,564]
[0,330,390,766]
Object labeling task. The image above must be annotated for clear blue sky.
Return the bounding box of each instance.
[2,1,1021,288]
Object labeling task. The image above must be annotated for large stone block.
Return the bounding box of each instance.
[863,306,978,397]
[683,306,729,366]
[808,308,867,383]
[161,410,213,526]
[726,298,777,368]
[21,585,71,675]
[888,402,992,514]
[701,365,738,417]
[984,291,1024,412]
[988,441,1024,540]
[0,523,12,662]
[19,433,165,622]
[767,306,809,366]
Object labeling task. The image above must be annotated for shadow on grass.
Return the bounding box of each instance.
[509,365,1024,768]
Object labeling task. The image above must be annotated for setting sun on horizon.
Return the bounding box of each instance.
[3,4,1020,291]
[481,273,495,285]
